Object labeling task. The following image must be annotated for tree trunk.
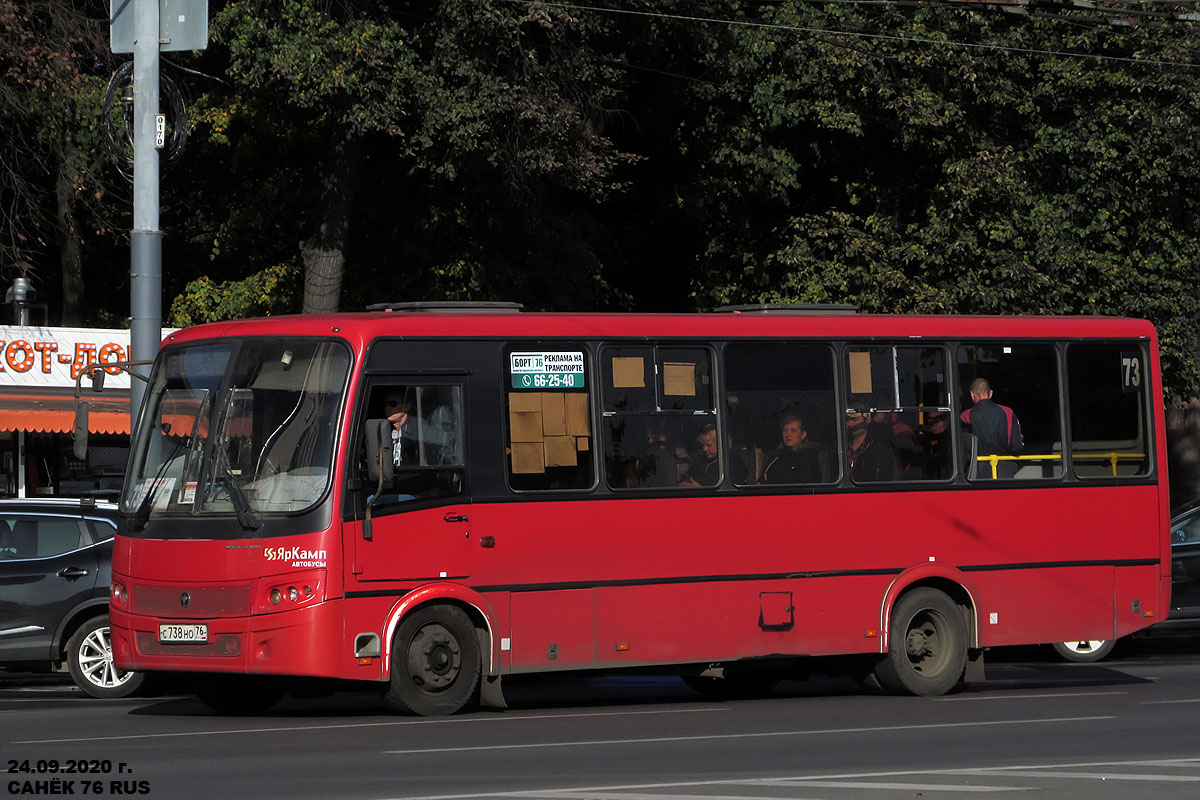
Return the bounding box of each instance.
[301,136,362,314]
[57,145,84,326]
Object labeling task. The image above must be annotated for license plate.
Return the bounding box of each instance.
[158,623,208,643]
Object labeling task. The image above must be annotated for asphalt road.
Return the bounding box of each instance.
[3,636,1200,800]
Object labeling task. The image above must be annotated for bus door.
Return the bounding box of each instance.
[349,377,472,582]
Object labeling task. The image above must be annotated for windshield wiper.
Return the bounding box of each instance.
[216,441,260,532]
[130,439,185,532]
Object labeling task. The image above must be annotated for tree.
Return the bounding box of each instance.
[673,2,1200,397]
[195,0,632,313]
[0,0,117,324]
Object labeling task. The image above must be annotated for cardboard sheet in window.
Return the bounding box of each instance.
[544,435,577,467]
[611,356,645,388]
[508,392,544,442]
[663,361,697,396]
[576,435,589,451]
[849,351,873,395]
[511,442,545,474]
[565,393,589,436]
[509,411,543,443]
[541,392,567,436]
[509,392,541,412]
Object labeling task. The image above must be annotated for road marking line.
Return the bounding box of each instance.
[943,758,1200,774]
[384,751,1200,800]
[522,793,826,800]
[11,706,725,745]
[766,780,1028,792]
[934,691,1127,701]
[1144,698,1200,704]
[383,716,1114,755]
[961,769,1200,782]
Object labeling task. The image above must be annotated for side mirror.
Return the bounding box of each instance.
[364,419,394,483]
[73,401,90,461]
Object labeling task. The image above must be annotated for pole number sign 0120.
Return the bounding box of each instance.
[510,351,585,389]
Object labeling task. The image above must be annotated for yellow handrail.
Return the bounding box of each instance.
[974,452,1145,479]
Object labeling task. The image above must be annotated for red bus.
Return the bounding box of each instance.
[105,304,1172,715]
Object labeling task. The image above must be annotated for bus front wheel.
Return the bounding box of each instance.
[874,588,966,696]
[385,605,480,716]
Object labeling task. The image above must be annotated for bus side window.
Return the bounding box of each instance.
[601,346,717,489]
[845,346,952,483]
[957,343,1063,480]
[363,384,464,505]
[504,345,595,491]
[724,343,837,487]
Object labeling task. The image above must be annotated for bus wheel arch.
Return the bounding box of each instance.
[383,585,500,677]
[882,573,979,651]
[876,581,974,696]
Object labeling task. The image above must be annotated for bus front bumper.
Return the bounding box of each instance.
[109,600,344,679]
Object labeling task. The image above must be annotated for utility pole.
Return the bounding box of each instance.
[111,0,206,426]
[130,0,162,426]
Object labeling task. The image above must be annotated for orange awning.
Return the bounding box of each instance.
[0,392,131,435]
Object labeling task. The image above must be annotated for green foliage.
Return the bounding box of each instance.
[168,263,297,327]
[6,0,1199,398]
[0,0,116,279]
[677,2,1200,397]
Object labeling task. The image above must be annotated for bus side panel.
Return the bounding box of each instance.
[787,575,893,654]
[970,566,1114,647]
[1114,564,1161,637]
[341,595,398,681]
[510,589,594,670]
[591,576,886,667]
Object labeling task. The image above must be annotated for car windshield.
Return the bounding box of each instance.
[121,338,351,522]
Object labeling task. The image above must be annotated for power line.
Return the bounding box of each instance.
[503,1,1200,68]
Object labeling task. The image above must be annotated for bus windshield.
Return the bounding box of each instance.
[121,338,351,524]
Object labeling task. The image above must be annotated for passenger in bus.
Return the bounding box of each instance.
[628,419,688,488]
[960,377,1024,479]
[890,412,924,478]
[920,410,952,480]
[679,424,747,487]
[423,403,459,465]
[761,414,825,484]
[382,391,419,465]
[847,412,898,483]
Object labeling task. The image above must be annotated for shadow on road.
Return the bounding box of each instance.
[8,632,1197,718]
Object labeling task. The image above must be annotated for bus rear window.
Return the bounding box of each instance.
[1068,342,1151,478]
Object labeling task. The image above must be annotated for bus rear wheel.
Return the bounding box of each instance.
[385,605,480,716]
[874,588,966,696]
[1052,639,1115,663]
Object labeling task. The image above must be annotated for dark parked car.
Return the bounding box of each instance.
[1054,500,1200,662]
[0,498,143,697]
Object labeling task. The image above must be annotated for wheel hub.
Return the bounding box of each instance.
[408,623,461,689]
[906,628,932,658]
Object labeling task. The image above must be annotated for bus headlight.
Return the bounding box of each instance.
[256,570,325,615]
